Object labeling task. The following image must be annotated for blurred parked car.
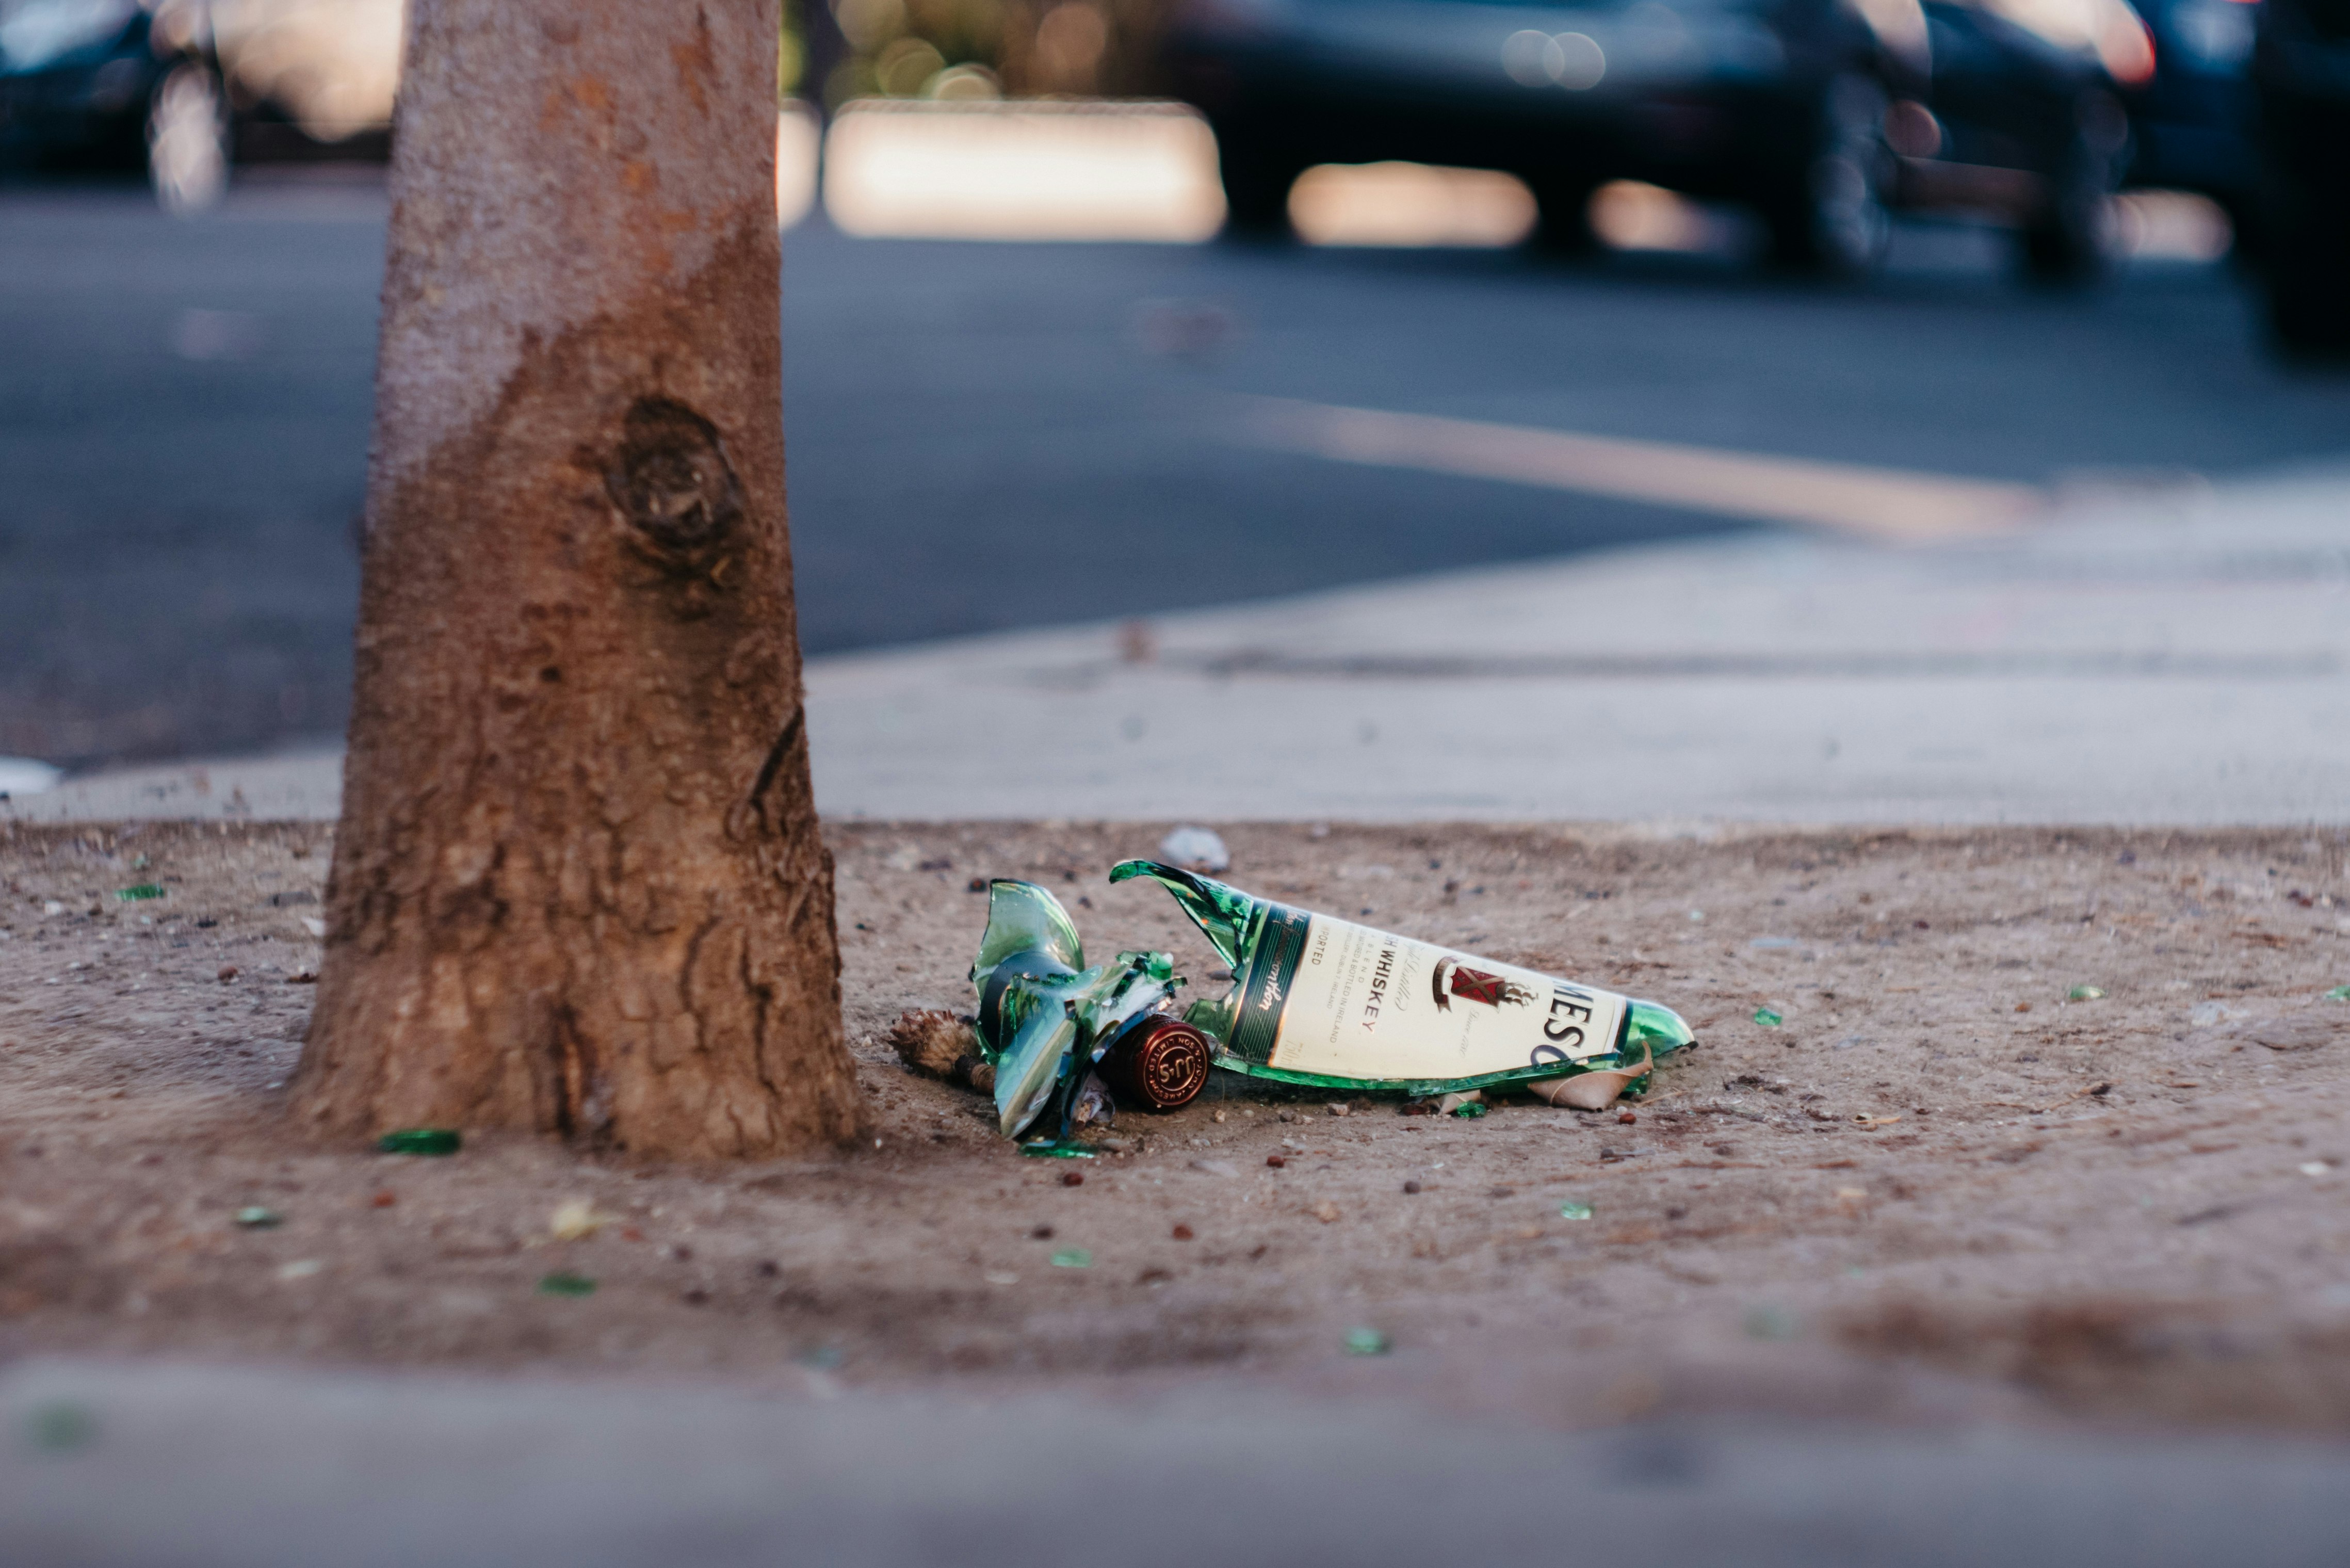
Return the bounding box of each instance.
[2254,0,2350,353]
[2120,0,2257,233]
[0,0,399,209]
[0,0,230,208]
[1167,0,2156,280]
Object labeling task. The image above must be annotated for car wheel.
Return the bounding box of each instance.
[1217,134,1302,240]
[2262,164,2350,359]
[2017,95,2126,286]
[1761,74,1892,277]
[1527,176,1603,256]
[147,63,230,216]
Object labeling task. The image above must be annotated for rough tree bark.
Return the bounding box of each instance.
[289,0,863,1157]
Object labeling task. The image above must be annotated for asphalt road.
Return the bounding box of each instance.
[4,171,2349,767]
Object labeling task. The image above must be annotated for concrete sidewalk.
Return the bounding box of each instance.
[5,1357,2349,1567]
[8,465,2349,826]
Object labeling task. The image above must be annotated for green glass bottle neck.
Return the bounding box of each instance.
[1106,860,1271,971]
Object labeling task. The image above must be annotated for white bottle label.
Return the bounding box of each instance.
[1227,907,1629,1085]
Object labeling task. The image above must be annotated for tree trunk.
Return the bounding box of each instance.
[289,0,863,1158]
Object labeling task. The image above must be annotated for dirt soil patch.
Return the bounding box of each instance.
[5,819,2350,1430]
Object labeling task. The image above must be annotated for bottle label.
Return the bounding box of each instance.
[1228,906,1629,1082]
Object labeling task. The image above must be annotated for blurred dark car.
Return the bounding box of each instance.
[1166,0,2157,279]
[0,0,230,209]
[2120,0,2257,228]
[2254,0,2350,353]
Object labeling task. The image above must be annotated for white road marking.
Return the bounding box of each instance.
[1238,396,2043,543]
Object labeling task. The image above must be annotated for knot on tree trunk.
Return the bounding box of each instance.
[607,396,744,577]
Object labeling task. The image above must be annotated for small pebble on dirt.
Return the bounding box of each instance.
[1062,1171,1084,1186]
[1326,1102,1350,1117]
[368,1190,395,1208]
[1618,1111,1637,1124]
[1171,1223,1194,1240]
[1031,1224,1054,1239]
[216,965,238,982]
[1266,1154,1286,1168]
[1403,1180,1421,1193]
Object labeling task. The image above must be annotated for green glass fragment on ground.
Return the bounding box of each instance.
[114,884,164,901]
[2069,985,2106,1001]
[971,879,1184,1141]
[26,1402,97,1453]
[1452,1102,1487,1118]
[2326,985,2350,1001]
[1343,1327,1390,1355]
[1753,1008,1783,1027]
[1559,1202,1594,1220]
[537,1272,596,1297]
[233,1206,281,1229]
[1019,1142,1096,1158]
[1049,1248,1092,1268]
[1744,1304,1800,1340]
[377,1128,461,1156]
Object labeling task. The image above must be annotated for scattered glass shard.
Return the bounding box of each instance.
[1559,1202,1594,1220]
[1049,1248,1092,1268]
[233,1206,282,1229]
[26,1401,96,1452]
[1343,1327,1390,1355]
[114,885,165,901]
[536,1272,596,1297]
[1753,1008,1784,1027]
[2325,985,2350,1001]
[377,1128,461,1156]
[2068,985,2106,1001]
